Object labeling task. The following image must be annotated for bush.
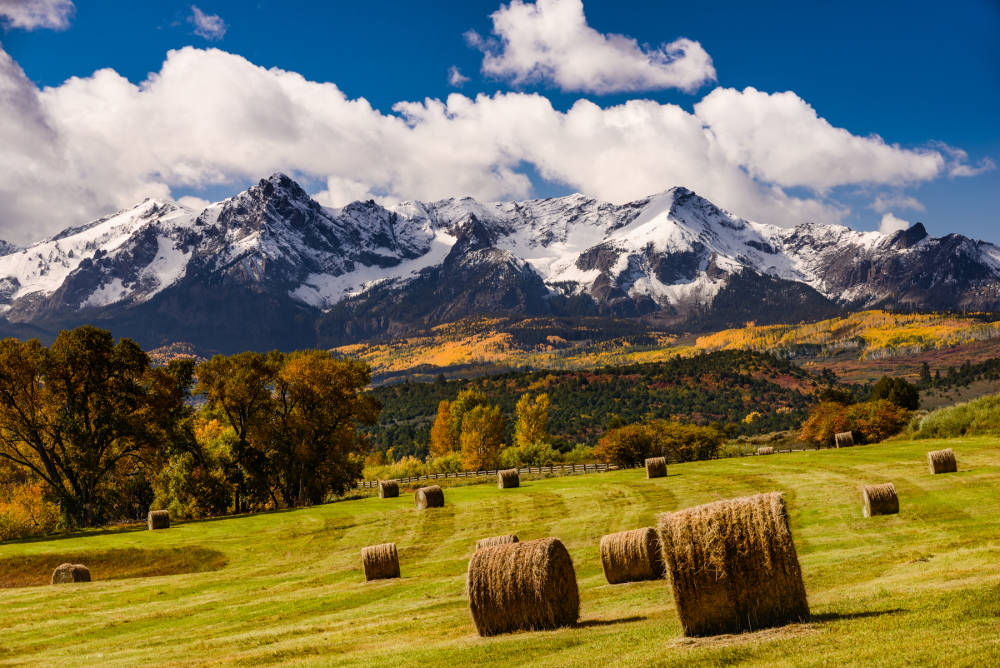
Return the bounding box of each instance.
[427,453,463,474]
[498,441,561,468]
[800,400,909,446]
[594,424,659,467]
[651,422,725,462]
[907,393,1000,439]
[0,481,60,542]
[561,444,596,464]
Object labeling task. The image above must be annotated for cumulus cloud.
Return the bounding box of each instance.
[870,193,925,214]
[879,212,911,235]
[0,0,74,30]
[447,65,469,87]
[189,5,226,40]
[0,45,976,244]
[467,0,715,94]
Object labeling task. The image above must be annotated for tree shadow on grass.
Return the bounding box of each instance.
[576,615,646,628]
[811,608,907,622]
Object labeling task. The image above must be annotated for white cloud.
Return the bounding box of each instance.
[0,0,73,30]
[447,65,469,87]
[0,45,970,244]
[467,0,715,94]
[176,195,211,211]
[189,5,226,41]
[879,212,911,235]
[870,193,924,214]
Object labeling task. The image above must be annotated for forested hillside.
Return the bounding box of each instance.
[368,350,824,457]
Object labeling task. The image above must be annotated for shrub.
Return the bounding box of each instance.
[498,441,561,468]
[594,424,659,467]
[651,422,725,462]
[0,481,60,542]
[800,399,908,446]
[907,393,1000,439]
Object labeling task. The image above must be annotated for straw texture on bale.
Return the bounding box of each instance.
[862,483,899,517]
[361,543,400,581]
[645,456,667,479]
[498,468,520,489]
[378,480,399,498]
[147,510,170,530]
[51,563,91,584]
[834,431,855,448]
[927,448,957,475]
[476,534,519,551]
[600,527,665,584]
[757,446,775,455]
[415,484,444,509]
[657,492,809,637]
[467,537,579,636]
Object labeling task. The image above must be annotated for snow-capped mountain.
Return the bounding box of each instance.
[0,173,997,351]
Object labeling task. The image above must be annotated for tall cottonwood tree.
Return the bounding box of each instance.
[0,327,190,526]
[513,392,551,448]
[429,400,456,457]
[459,404,506,471]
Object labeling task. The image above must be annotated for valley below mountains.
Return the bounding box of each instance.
[0,173,998,353]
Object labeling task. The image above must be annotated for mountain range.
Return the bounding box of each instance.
[0,172,997,353]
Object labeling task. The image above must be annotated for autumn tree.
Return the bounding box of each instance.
[514,392,551,448]
[460,405,506,470]
[0,327,190,526]
[449,390,488,442]
[429,400,456,457]
[594,424,659,468]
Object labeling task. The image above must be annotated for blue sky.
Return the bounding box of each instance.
[0,0,997,243]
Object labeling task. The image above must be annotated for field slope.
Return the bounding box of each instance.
[2,437,1000,666]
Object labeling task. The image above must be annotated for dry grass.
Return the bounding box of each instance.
[50,563,90,584]
[147,510,170,530]
[863,483,899,517]
[378,480,399,498]
[475,535,519,551]
[645,457,667,479]
[498,469,520,489]
[599,527,664,585]
[757,446,775,455]
[415,485,444,510]
[361,543,400,581]
[466,537,579,636]
[657,492,809,637]
[927,448,957,475]
[835,432,855,448]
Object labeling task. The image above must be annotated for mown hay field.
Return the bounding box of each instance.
[2,436,1000,666]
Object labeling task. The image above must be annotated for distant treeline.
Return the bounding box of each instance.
[368,350,820,459]
[918,358,1000,391]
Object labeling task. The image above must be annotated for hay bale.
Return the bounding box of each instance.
[361,543,400,581]
[476,534,519,551]
[147,509,170,530]
[645,456,667,479]
[378,480,399,498]
[600,527,664,584]
[467,537,579,636]
[927,448,957,475]
[757,446,775,455]
[51,563,91,584]
[834,431,854,448]
[498,468,520,489]
[657,491,809,637]
[862,482,899,517]
[415,484,444,509]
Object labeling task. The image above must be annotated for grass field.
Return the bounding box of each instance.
[2,437,1000,666]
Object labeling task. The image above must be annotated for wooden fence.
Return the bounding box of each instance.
[357,462,618,489]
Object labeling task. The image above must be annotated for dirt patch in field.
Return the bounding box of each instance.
[0,546,227,588]
[668,622,819,649]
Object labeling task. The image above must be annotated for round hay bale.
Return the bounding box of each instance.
[757,446,775,456]
[927,448,957,475]
[600,527,664,584]
[147,510,170,530]
[645,456,667,479]
[415,484,444,510]
[862,482,898,517]
[361,543,400,581]
[378,480,399,498]
[476,534,519,551]
[467,537,579,636]
[498,468,520,489]
[657,491,809,637]
[51,563,91,584]
[834,431,855,448]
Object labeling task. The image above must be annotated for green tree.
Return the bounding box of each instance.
[0,327,189,526]
[871,376,920,410]
[450,390,488,442]
[514,392,551,448]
